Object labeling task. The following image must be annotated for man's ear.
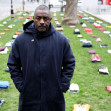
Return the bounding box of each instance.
[33,16,34,20]
[50,17,52,21]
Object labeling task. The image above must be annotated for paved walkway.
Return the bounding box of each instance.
[0,0,41,21]
[83,10,111,24]
[0,0,60,21]
[94,14,111,24]
[0,1,111,25]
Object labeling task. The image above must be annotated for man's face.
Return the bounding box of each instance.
[33,10,52,32]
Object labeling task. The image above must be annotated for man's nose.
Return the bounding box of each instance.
[40,18,45,24]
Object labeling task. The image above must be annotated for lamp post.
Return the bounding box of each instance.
[23,0,25,11]
[11,0,14,14]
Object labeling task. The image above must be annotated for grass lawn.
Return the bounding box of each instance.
[0,10,111,111]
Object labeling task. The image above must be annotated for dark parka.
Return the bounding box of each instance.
[7,21,75,111]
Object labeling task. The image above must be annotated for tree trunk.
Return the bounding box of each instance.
[62,0,79,26]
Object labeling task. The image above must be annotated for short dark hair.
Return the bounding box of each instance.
[34,5,51,17]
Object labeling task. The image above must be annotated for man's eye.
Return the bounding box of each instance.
[36,17,41,20]
[36,17,50,21]
[43,17,49,21]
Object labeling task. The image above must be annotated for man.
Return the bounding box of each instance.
[7,5,75,111]
[48,2,51,10]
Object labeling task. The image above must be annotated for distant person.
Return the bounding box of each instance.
[101,0,103,4]
[7,5,75,111]
[48,2,51,10]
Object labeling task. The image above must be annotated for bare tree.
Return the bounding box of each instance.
[62,0,79,25]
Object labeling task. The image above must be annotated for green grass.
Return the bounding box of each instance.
[0,11,111,111]
[0,11,33,111]
[55,11,111,111]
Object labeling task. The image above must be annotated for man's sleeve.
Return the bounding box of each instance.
[61,39,75,93]
[7,41,24,93]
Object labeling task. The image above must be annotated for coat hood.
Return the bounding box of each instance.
[23,20,56,38]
